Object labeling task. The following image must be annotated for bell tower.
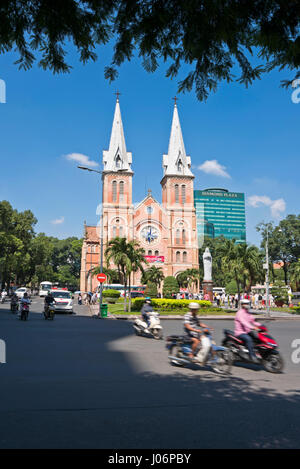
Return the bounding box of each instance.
[102,95,134,247]
[161,99,199,278]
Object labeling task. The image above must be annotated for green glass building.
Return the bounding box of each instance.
[194,188,246,245]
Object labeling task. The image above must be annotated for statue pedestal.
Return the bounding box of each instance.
[202,281,214,302]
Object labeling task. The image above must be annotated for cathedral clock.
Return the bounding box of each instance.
[140,225,159,244]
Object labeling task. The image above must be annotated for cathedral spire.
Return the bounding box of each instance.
[103,95,133,173]
[162,100,193,177]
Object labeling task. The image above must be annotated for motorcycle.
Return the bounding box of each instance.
[166,329,233,374]
[44,302,55,320]
[10,301,19,313]
[19,302,29,321]
[133,312,163,339]
[222,324,284,373]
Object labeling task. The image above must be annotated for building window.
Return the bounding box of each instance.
[176,229,180,245]
[119,180,124,202]
[175,184,179,203]
[148,250,152,256]
[154,250,159,256]
[119,226,123,237]
[181,185,186,204]
[113,226,117,238]
[183,251,187,263]
[182,229,186,244]
[115,155,122,169]
[177,159,183,173]
[176,251,181,263]
[112,180,117,202]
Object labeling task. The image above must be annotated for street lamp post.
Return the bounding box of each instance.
[265,229,270,319]
[78,165,127,317]
[77,166,103,317]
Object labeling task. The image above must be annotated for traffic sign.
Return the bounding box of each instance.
[97,273,107,283]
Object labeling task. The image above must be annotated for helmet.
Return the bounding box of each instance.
[145,297,151,303]
[241,299,250,306]
[188,302,200,310]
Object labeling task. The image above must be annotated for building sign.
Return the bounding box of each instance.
[144,255,165,263]
[201,191,239,198]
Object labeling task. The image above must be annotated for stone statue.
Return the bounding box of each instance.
[203,247,212,282]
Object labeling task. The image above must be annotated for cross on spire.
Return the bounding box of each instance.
[114,90,121,102]
[172,96,178,106]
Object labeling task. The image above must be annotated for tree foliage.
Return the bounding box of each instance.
[0,200,82,290]
[1,1,300,100]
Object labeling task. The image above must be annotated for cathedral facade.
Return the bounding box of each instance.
[80,98,199,293]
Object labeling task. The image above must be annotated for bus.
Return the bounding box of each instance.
[39,281,53,297]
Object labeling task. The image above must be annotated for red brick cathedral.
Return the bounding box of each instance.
[80,98,199,293]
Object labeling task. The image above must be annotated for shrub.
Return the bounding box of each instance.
[131,298,212,312]
[162,276,179,299]
[102,289,121,299]
[291,306,300,314]
[144,281,158,298]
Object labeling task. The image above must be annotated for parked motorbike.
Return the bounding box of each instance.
[133,312,163,339]
[166,329,233,374]
[20,302,29,321]
[44,302,55,320]
[222,324,284,373]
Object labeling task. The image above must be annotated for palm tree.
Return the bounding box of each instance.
[126,241,148,312]
[290,259,300,291]
[105,237,147,311]
[91,266,122,284]
[141,265,165,290]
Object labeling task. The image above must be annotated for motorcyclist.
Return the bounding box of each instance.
[10,293,19,311]
[44,291,54,313]
[234,298,261,363]
[141,297,153,327]
[19,292,30,315]
[184,302,211,359]
[1,290,7,303]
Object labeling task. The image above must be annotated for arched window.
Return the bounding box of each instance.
[112,180,117,202]
[113,226,117,238]
[154,250,159,256]
[183,251,187,263]
[176,229,180,245]
[176,251,181,263]
[175,184,179,203]
[182,229,186,244]
[119,180,124,202]
[119,226,123,237]
[181,185,186,204]
[177,159,183,173]
[148,250,152,256]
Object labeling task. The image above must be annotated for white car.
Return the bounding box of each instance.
[15,287,31,299]
[50,289,73,313]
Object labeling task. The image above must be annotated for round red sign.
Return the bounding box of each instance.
[97,273,107,283]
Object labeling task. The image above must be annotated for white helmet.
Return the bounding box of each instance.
[241,299,250,306]
[189,302,200,310]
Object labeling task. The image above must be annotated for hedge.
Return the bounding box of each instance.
[291,306,300,314]
[102,289,121,299]
[131,298,212,312]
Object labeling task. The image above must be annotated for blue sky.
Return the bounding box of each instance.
[0,43,299,246]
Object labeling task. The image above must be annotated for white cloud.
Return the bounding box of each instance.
[247,195,286,218]
[64,153,99,168]
[51,216,65,225]
[197,160,231,178]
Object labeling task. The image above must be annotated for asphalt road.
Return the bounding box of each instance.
[0,297,300,449]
